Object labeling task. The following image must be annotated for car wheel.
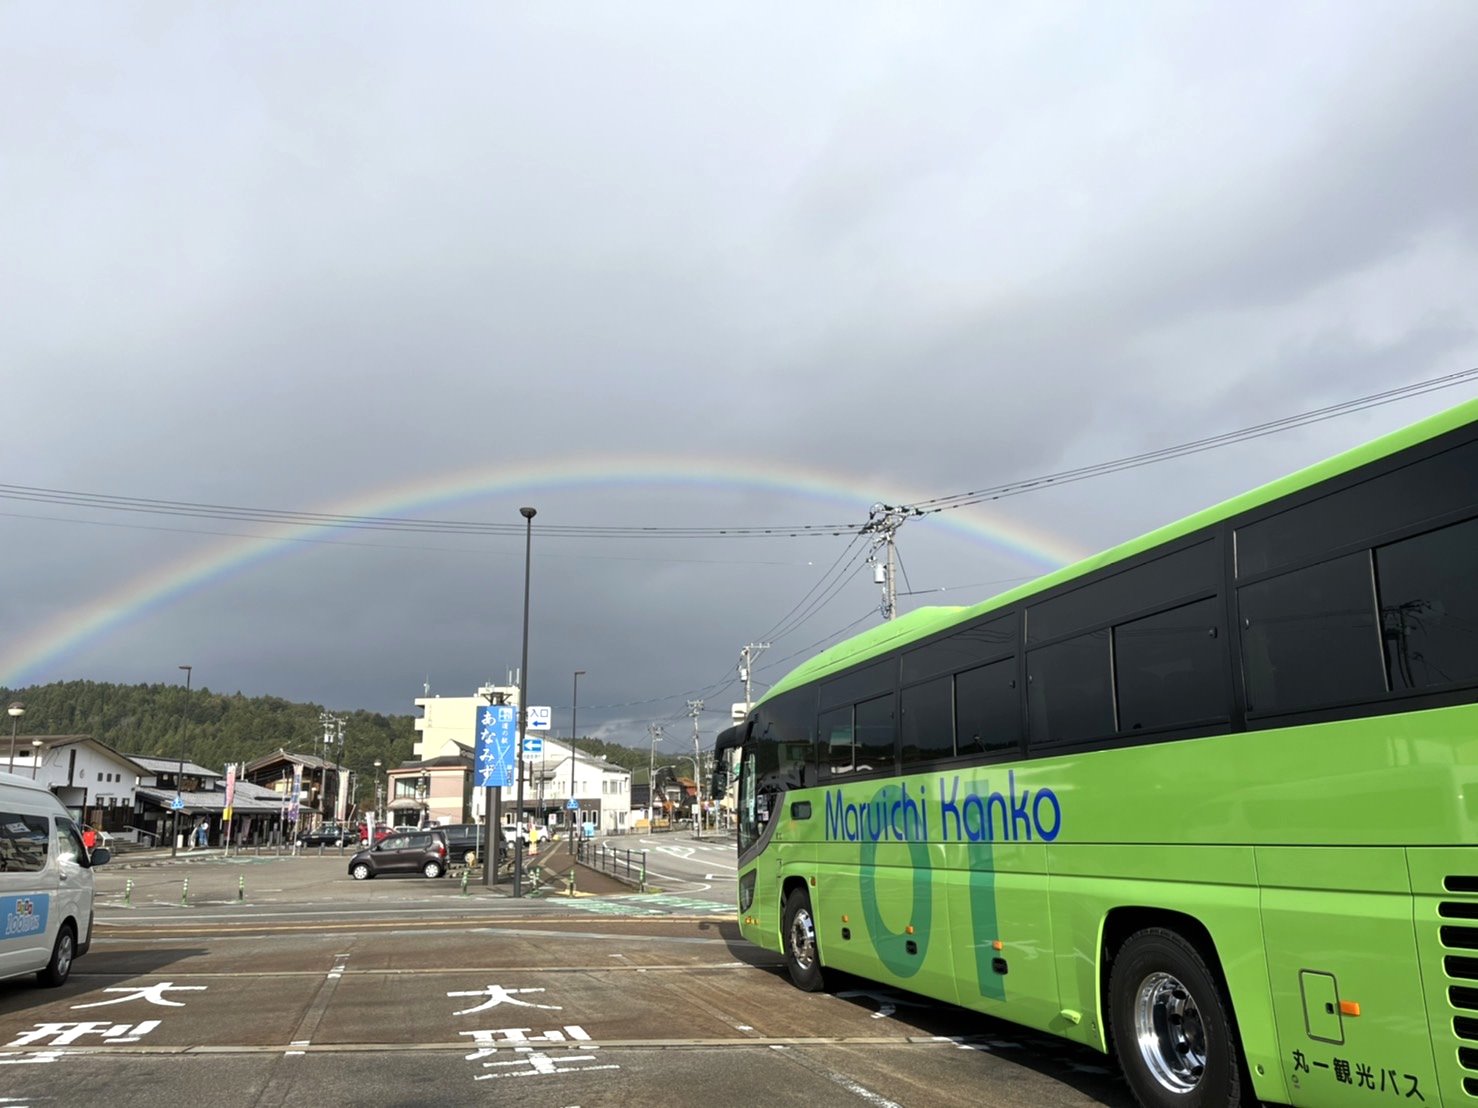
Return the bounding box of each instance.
[37,923,76,987]
[351,863,373,881]
[423,861,443,879]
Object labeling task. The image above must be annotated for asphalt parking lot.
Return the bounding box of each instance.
[0,854,1134,1107]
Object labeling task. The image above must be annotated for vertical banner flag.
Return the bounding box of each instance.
[289,763,303,824]
[223,765,237,822]
[475,705,517,788]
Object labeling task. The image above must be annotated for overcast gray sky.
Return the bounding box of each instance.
[4,2,1477,759]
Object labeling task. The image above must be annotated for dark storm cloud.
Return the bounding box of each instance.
[3,3,1477,747]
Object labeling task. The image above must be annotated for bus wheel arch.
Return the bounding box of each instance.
[780,879,826,992]
[1102,909,1249,1108]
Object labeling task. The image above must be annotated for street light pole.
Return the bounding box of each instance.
[171,665,192,858]
[30,739,42,780]
[569,670,584,856]
[514,506,536,898]
[373,759,383,828]
[6,702,24,775]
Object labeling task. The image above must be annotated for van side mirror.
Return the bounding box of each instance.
[90,847,112,866]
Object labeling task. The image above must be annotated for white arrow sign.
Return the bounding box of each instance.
[526,706,552,730]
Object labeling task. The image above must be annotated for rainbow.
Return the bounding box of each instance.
[0,457,1091,686]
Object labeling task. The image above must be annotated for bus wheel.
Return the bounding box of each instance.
[37,923,76,988]
[1109,927,1244,1108]
[782,887,826,992]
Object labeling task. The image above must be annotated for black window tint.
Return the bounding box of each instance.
[1239,552,1384,714]
[1027,630,1113,746]
[820,706,855,775]
[902,615,1016,683]
[852,694,896,774]
[820,660,895,711]
[0,813,50,873]
[752,689,817,791]
[901,677,953,766]
[954,657,1020,756]
[738,750,762,853]
[1029,541,1217,643]
[1376,516,1478,691]
[1115,598,1226,731]
[1236,439,1478,578]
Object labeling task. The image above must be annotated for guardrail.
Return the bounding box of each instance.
[576,840,647,891]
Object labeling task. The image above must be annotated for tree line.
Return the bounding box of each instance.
[0,680,670,806]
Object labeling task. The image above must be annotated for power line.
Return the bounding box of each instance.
[0,483,860,540]
[913,368,1478,515]
[725,369,1478,707]
[5,369,1471,545]
[755,531,871,643]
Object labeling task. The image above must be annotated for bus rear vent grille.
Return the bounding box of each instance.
[1441,883,1478,1098]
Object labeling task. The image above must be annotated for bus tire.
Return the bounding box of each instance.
[1109,927,1244,1108]
[782,887,826,992]
[37,922,76,988]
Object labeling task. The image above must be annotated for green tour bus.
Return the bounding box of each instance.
[713,396,1478,1108]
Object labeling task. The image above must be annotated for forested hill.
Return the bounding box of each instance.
[0,680,661,785]
[0,680,418,781]
[570,737,657,778]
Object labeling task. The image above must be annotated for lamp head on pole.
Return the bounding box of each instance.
[7,702,23,721]
[520,506,536,520]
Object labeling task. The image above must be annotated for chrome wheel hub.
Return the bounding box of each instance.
[1133,971,1207,1092]
[789,907,816,970]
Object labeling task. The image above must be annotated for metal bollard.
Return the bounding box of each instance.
[124,878,133,907]
[181,877,189,907]
[238,874,245,901]
[460,869,469,896]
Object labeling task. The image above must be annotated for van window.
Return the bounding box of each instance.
[56,820,90,868]
[0,813,51,873]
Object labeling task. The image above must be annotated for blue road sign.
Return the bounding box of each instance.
[565,798,579,810]
[475,705,517,788]
[171,794,185,811]
[523,734,543,758]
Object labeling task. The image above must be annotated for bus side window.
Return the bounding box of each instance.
[820,707,854,775]
[1376,515,1478,690]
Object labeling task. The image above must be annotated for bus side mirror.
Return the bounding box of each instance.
[711,765,729,801]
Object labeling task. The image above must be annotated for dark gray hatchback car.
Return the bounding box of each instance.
[347,829,448,880]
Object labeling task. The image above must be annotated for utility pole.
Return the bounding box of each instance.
[863,503,922,621]
[687,700,704,839]
[647,723,663,828]
[739,643,770,713]
[317,710,335,825]
[334,716,346,825]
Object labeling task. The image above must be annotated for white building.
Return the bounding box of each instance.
[16,735,148,840]
[414,686,632,834]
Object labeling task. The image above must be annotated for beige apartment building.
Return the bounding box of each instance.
[411,684,632,834]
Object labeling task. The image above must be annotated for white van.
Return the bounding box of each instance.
[0,772,109,987]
